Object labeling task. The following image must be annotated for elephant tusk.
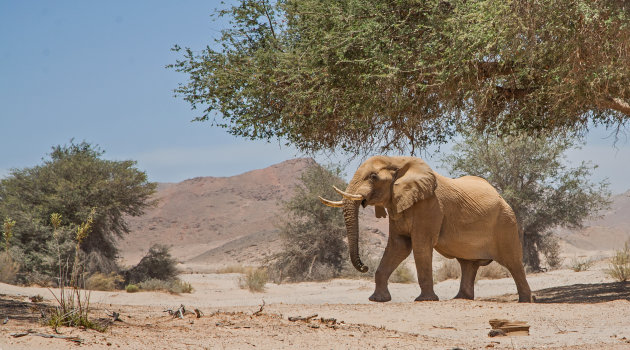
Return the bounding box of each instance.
[318,196,344,207]
[333,186,363,201]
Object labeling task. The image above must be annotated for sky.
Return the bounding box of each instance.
[1,1,629,194]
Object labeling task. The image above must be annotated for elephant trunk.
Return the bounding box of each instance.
[343,197,368,273]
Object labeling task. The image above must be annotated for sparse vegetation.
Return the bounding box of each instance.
[216,265,251,274]
[606,242,630,282]
[570,257,595,272]
[46,210,103,331]
[0,218,19,284]
[137,278,193,294]
[239,268,268,292]
[478,263,510,280]
[269,164,348,282]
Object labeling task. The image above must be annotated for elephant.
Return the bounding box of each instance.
[319,156,533,303]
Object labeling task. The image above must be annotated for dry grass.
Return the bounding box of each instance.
[86,272,124,291]
[389,263,416,284]
[434,260,510,283]
[137,278,193,293]
[570,257,595,272]
[239,268,269,292]
[216,265,253,274]
[606,242,630,282]
[478,262,510,279]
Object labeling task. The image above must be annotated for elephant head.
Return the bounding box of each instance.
[319,156,437,272]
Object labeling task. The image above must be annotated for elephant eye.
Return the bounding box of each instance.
[369,173,378,181]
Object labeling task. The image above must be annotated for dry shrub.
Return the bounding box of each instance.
[477,262,510,279]
[216,265,250,274]
[137,278,193,293]
[0,252,19,284]
[606,242,630,282]
[434,259,460,283]
[86,272,124,291]
[239,268,268,292]
[570,257,594,272]
[389,263,416,284]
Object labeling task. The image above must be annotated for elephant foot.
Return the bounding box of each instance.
[369,291,392,302]
[453,291,474,300]
[518,294,534,303]
[414,293,439,302]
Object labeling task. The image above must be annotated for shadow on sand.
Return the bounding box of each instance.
[533,281,630,303]
[482,281,630,303]
[0,294,44,322]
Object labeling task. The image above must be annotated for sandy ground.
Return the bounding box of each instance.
[0,260,629,349]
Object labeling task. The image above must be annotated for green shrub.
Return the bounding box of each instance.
[124,244,179,284]
[239,268,268,292]
[125,284,139,293]
[86,272,124,291]
[606,242,630,282]
[570,257,594,272]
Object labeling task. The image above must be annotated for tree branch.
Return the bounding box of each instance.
[598,97,630,116]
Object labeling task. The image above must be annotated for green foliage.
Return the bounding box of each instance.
[171,0,630,156]
[125,284,140,293]
[0,141,156,281]
[239,268,268,292]
[442,131,611,271]
[606,242,630,282]
[124,244,179,284]
[86,272,124,291]
[570,257,595,272]
[2,217,15,252]
[269,163,348,282]
[0,252,19,284]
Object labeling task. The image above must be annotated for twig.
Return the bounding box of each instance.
[105,309,122,322]
[11,329,83,344]
[288,314,318,322]
[194,308,204,318]
[253,299,265,316]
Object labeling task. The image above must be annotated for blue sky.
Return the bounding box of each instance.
[1,1,629,194]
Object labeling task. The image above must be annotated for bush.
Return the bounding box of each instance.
[125,284,139,293]
[478,262,510,280]
[125,244,179,284]
[389,263,415,284]
[86,272,124,291]
[434,259,460,283]
[137,278,193,294]
[215,265,250,274]
[570,257,594,272]
[606,242,630,282]
[0,252,19,284]
[239,268,268,292]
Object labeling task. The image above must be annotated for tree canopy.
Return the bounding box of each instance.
[170,0,630,156]
[442,132,610,271]
[0,141,156,281]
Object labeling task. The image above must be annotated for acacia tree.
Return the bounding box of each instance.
[270,163,348,281]
[441,132,610,271]
[0,141,156,281]
[170,0,630,156]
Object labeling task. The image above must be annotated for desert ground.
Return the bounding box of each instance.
[0,257,629,350]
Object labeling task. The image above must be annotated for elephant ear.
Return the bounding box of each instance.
[392,158,437,213]
[374,205,387,218]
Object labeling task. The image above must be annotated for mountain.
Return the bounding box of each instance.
[119,158,388,267]
[557,190,630,251]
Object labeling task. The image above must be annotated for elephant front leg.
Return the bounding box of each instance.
[412,241,439,302]
[369,234,412,302]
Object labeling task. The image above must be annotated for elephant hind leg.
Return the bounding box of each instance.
[454,259,479,300]
[501,259,533,303]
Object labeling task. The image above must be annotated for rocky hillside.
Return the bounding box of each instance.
[119,158,388,267]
